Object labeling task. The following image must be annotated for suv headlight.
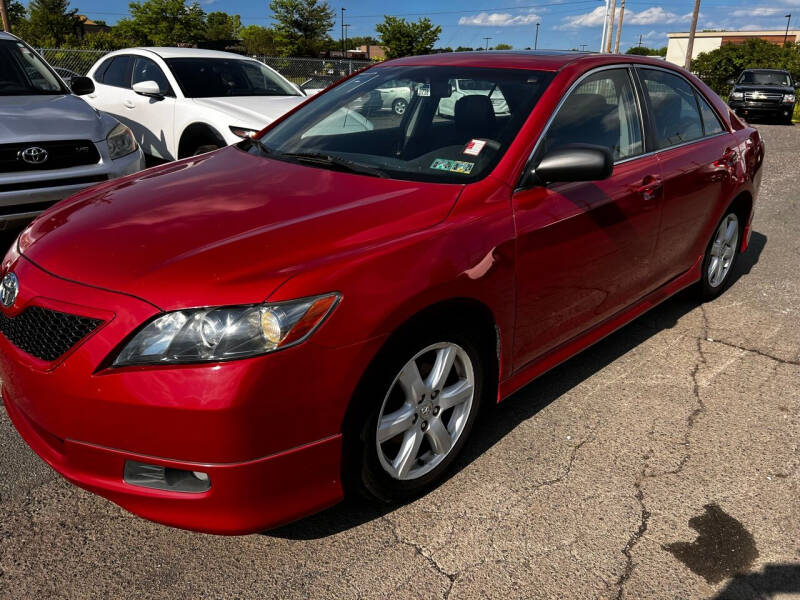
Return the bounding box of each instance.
[107,123,137,159]
[112,293,339,367]
[730,91,743,100]
[782,93,796,104]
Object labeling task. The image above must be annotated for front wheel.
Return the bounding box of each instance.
[192,144,220,156]
[346,328,487,503]
[699,210,740,300]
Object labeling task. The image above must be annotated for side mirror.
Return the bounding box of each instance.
[71,76,95,96]
[726,78,735,86]
[132,80,164,98]
[529,145,613,185]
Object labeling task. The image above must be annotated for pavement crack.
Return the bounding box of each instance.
[614,482,651,600]
[530,433,594,491]
[381,515,456,598]
[703,338,800,366]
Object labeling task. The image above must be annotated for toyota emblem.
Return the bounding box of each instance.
[0,272,19,308]
[19,146,49,165]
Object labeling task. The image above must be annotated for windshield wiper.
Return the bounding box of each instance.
[276,151,388,178]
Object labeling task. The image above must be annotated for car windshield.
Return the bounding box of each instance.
[0,39,66,95]
[738,71,792,86]
[165,58,301,98]
[249,66,554,184]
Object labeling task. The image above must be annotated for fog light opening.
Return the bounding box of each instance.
[124,460,211,493]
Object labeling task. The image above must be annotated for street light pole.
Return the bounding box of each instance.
[343,23,350,54]
[534,22,540,49]
[340,7,346,55]
[784,14,792,45]
[483,37,492,51]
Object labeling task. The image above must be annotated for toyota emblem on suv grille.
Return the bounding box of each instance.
[19,146,49,165]
[1,273,19,307]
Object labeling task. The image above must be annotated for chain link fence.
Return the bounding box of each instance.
[35,48,372,87]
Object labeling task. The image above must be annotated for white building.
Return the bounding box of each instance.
[666,30,800,67]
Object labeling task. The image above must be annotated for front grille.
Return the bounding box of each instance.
[0,174,107,194]
[0,306,102,362]
[0,140,101,174]
[743,91,783,104]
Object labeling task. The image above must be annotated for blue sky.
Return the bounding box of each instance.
[57,0,799,51]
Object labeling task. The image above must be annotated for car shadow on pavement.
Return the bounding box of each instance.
[269,231,767,541]
[711,564,800,599]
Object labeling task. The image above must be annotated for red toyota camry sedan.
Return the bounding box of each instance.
[0,52,763,534]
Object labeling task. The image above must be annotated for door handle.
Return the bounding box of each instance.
[637,175,662,202]
[124,100,135,109]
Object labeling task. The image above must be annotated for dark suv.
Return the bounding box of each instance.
[728,68,797,124]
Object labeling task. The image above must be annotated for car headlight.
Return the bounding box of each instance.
[782,94,796,104]
[230,126,259,138]
[730,91,743,101]
[107,123,137,160]
[112,293,340,367]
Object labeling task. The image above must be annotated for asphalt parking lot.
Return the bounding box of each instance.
[0,123,798,600]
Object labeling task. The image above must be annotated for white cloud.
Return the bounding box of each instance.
[557,6,690,29]
[459,12,542,26]
[731,7,781,16]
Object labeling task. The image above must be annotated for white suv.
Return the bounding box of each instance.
[0,32,144,228]
[84,47,308,161]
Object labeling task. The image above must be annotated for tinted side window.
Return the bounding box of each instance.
[132,56,173,96]
[94,57,114,83]
[102,55,132,88]
[542,68,643,161]
[640,69,704,149]
[696,93,724,135]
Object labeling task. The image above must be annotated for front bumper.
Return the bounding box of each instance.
[729,101,795,119]
[0,142,144,227]
[0,255,383,533]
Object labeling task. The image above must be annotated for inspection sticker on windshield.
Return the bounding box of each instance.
[463,139,486,156]
[431,158,474,174]
[417,83,431,97]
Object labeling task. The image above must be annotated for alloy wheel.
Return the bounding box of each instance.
[708,213,739,288]
[375,342,475,481]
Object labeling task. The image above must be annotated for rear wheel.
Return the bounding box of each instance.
[345,325,487,503]
[392,98,408,115]
[699,210,740,300]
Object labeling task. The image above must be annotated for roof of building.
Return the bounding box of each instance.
[668,30,800,38]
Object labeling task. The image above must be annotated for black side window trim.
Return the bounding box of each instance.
[94,57,114,83]
[101,55,134,89]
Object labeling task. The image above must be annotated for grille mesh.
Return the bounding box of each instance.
[0,306,102,362]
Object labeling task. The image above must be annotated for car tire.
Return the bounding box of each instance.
[392,98,408,116]
[698,208,741,301]
[344,322,489,504]
[783,113,794,125]
[192,144,221,156]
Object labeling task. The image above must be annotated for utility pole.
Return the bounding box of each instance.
[534,22,540,49]
[784,14,792,45]
[0,0,10,33]
[483,37,492,51]
[605,0,617,53]
[684,0,701,70]
[343,23,350,54]
[614,0,625,53]
[340,7,346,55]
[638,34,642,47]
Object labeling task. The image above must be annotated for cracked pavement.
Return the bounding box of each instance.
[1,124,799,599]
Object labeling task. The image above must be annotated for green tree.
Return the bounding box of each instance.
[346,35,379,50]
[269,0,335,57]
[494,43,512,50]
[115,0,206,46]
[18,0,80,46]
[692,39,800,96]
[79,30,134,50]
[239,24,278,55]
[205,11,241,41]
[455,46,473,52]
[7,0,27,30]
[375,16,441,59]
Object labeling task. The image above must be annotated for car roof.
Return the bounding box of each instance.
[742,68,789,73]
[377,50,676,73]
[135,47,257,60]
[0,31,17,41]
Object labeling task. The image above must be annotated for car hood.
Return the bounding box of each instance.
[0,94,114,142]
[19,146,462,310]
[732,84,794,94]
[191,96,307,128]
